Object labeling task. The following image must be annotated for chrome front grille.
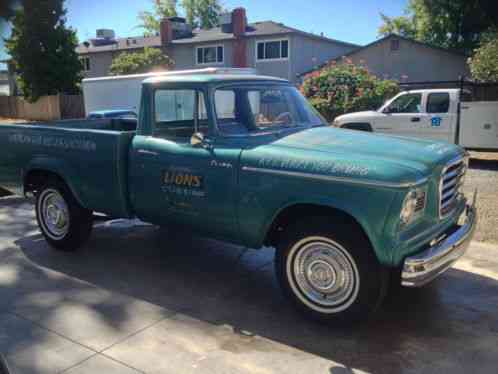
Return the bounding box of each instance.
[439,157,466,217]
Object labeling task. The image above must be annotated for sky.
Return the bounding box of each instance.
[1,0,408,70]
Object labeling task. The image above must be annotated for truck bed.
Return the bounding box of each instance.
[0,118,137,218]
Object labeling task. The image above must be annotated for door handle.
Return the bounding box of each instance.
[137,149,158,156]
[411,117,420,122]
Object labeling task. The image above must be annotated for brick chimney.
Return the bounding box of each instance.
[160,18,173,45]
[232,8,247,37]
[232,8,247,67]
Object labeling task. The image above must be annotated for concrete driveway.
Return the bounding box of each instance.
[1,196,498,374]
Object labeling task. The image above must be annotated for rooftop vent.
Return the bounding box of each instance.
[91,29,117,47]
[169,17,192,38]
[219,12,233,33]
[96,29,115,40]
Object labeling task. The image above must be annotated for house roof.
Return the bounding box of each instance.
[344,34,468,58]
[77,21,359,54]
[298,34,468,77]
[76,35,162,54]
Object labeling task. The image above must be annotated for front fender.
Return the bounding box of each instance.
[259,193,396,265]
[24,156,87,208]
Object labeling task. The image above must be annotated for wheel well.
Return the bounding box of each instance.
[24,170,65,195]
[264,204,368,247]
[341,123,372,132]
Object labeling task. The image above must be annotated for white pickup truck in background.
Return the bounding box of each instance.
[332,88,498,151]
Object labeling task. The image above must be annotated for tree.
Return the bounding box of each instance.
[138,0,178,36]
[301,59,399,121]
[0,0,19,34]
[378,13,416,39]
[109,47,174,76]
[5,0,82,102]
[182,0,196,26]
[468,30,498,82]
[137,0,223,35]
[378,0,498,55]
[190,0,222,29]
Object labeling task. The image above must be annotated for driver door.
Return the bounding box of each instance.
[129,88,240,240]
[378,93,423,139]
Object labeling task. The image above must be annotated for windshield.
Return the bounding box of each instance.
[214,85,325,135]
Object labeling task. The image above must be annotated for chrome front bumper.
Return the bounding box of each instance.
[401,194,477,287]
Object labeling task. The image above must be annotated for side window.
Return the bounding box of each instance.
[154,89,208,140]
[427,93,450,113]
[388,93,422,113]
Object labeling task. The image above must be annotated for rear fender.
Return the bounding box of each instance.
[23,157,87,208]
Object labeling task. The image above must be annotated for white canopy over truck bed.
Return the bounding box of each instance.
[82,68,257,117]
[460,101,498,149]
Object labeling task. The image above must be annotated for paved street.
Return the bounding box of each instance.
[1,196,498,374]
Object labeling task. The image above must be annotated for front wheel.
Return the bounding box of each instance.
[35,179,93,251]
[275,217,388,324]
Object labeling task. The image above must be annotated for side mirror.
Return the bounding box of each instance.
[190,132,208,148]
[382,107,391,114]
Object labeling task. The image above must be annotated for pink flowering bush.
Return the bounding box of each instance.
[301,58,399,121]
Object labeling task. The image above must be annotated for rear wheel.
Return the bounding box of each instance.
[35,179,93,251]
[275,217,388,324]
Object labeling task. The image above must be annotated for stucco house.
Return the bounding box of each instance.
[76,8,359,83]
[301,34,470,82]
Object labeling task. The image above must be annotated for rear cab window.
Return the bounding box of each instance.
[426,93,450,113]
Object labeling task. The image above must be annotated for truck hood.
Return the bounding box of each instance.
[243,127,463,186]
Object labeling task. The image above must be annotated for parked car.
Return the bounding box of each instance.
[86,109,137,120]
[332,88,498,151]
[0,72,476,324]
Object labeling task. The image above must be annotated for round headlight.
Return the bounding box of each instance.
[400,191,418,225]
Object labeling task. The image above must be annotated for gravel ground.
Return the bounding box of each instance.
[464,152,498,244]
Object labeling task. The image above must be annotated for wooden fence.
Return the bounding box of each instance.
[0,94,84,121]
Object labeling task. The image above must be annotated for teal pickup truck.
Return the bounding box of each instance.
[0,72,477,323]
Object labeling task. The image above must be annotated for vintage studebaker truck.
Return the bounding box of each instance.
[0,72,477,323]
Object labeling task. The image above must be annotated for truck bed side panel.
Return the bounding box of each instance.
[0,124,134,218]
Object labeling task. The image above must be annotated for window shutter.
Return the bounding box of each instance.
[257,42,265,60]
[281,40,289,58]
[217,46,223,62]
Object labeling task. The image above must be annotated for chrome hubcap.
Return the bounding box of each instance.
[288,237,360,313]
[40,190,69,239]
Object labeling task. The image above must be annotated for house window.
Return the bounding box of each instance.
[80,57,91,72]
[196,45,224,65]
[390,39,400,51]
[256,39,289,61]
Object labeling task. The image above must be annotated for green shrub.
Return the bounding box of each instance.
[110,47,174,76]
[468,31,498,82]
[301,58,399,121]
